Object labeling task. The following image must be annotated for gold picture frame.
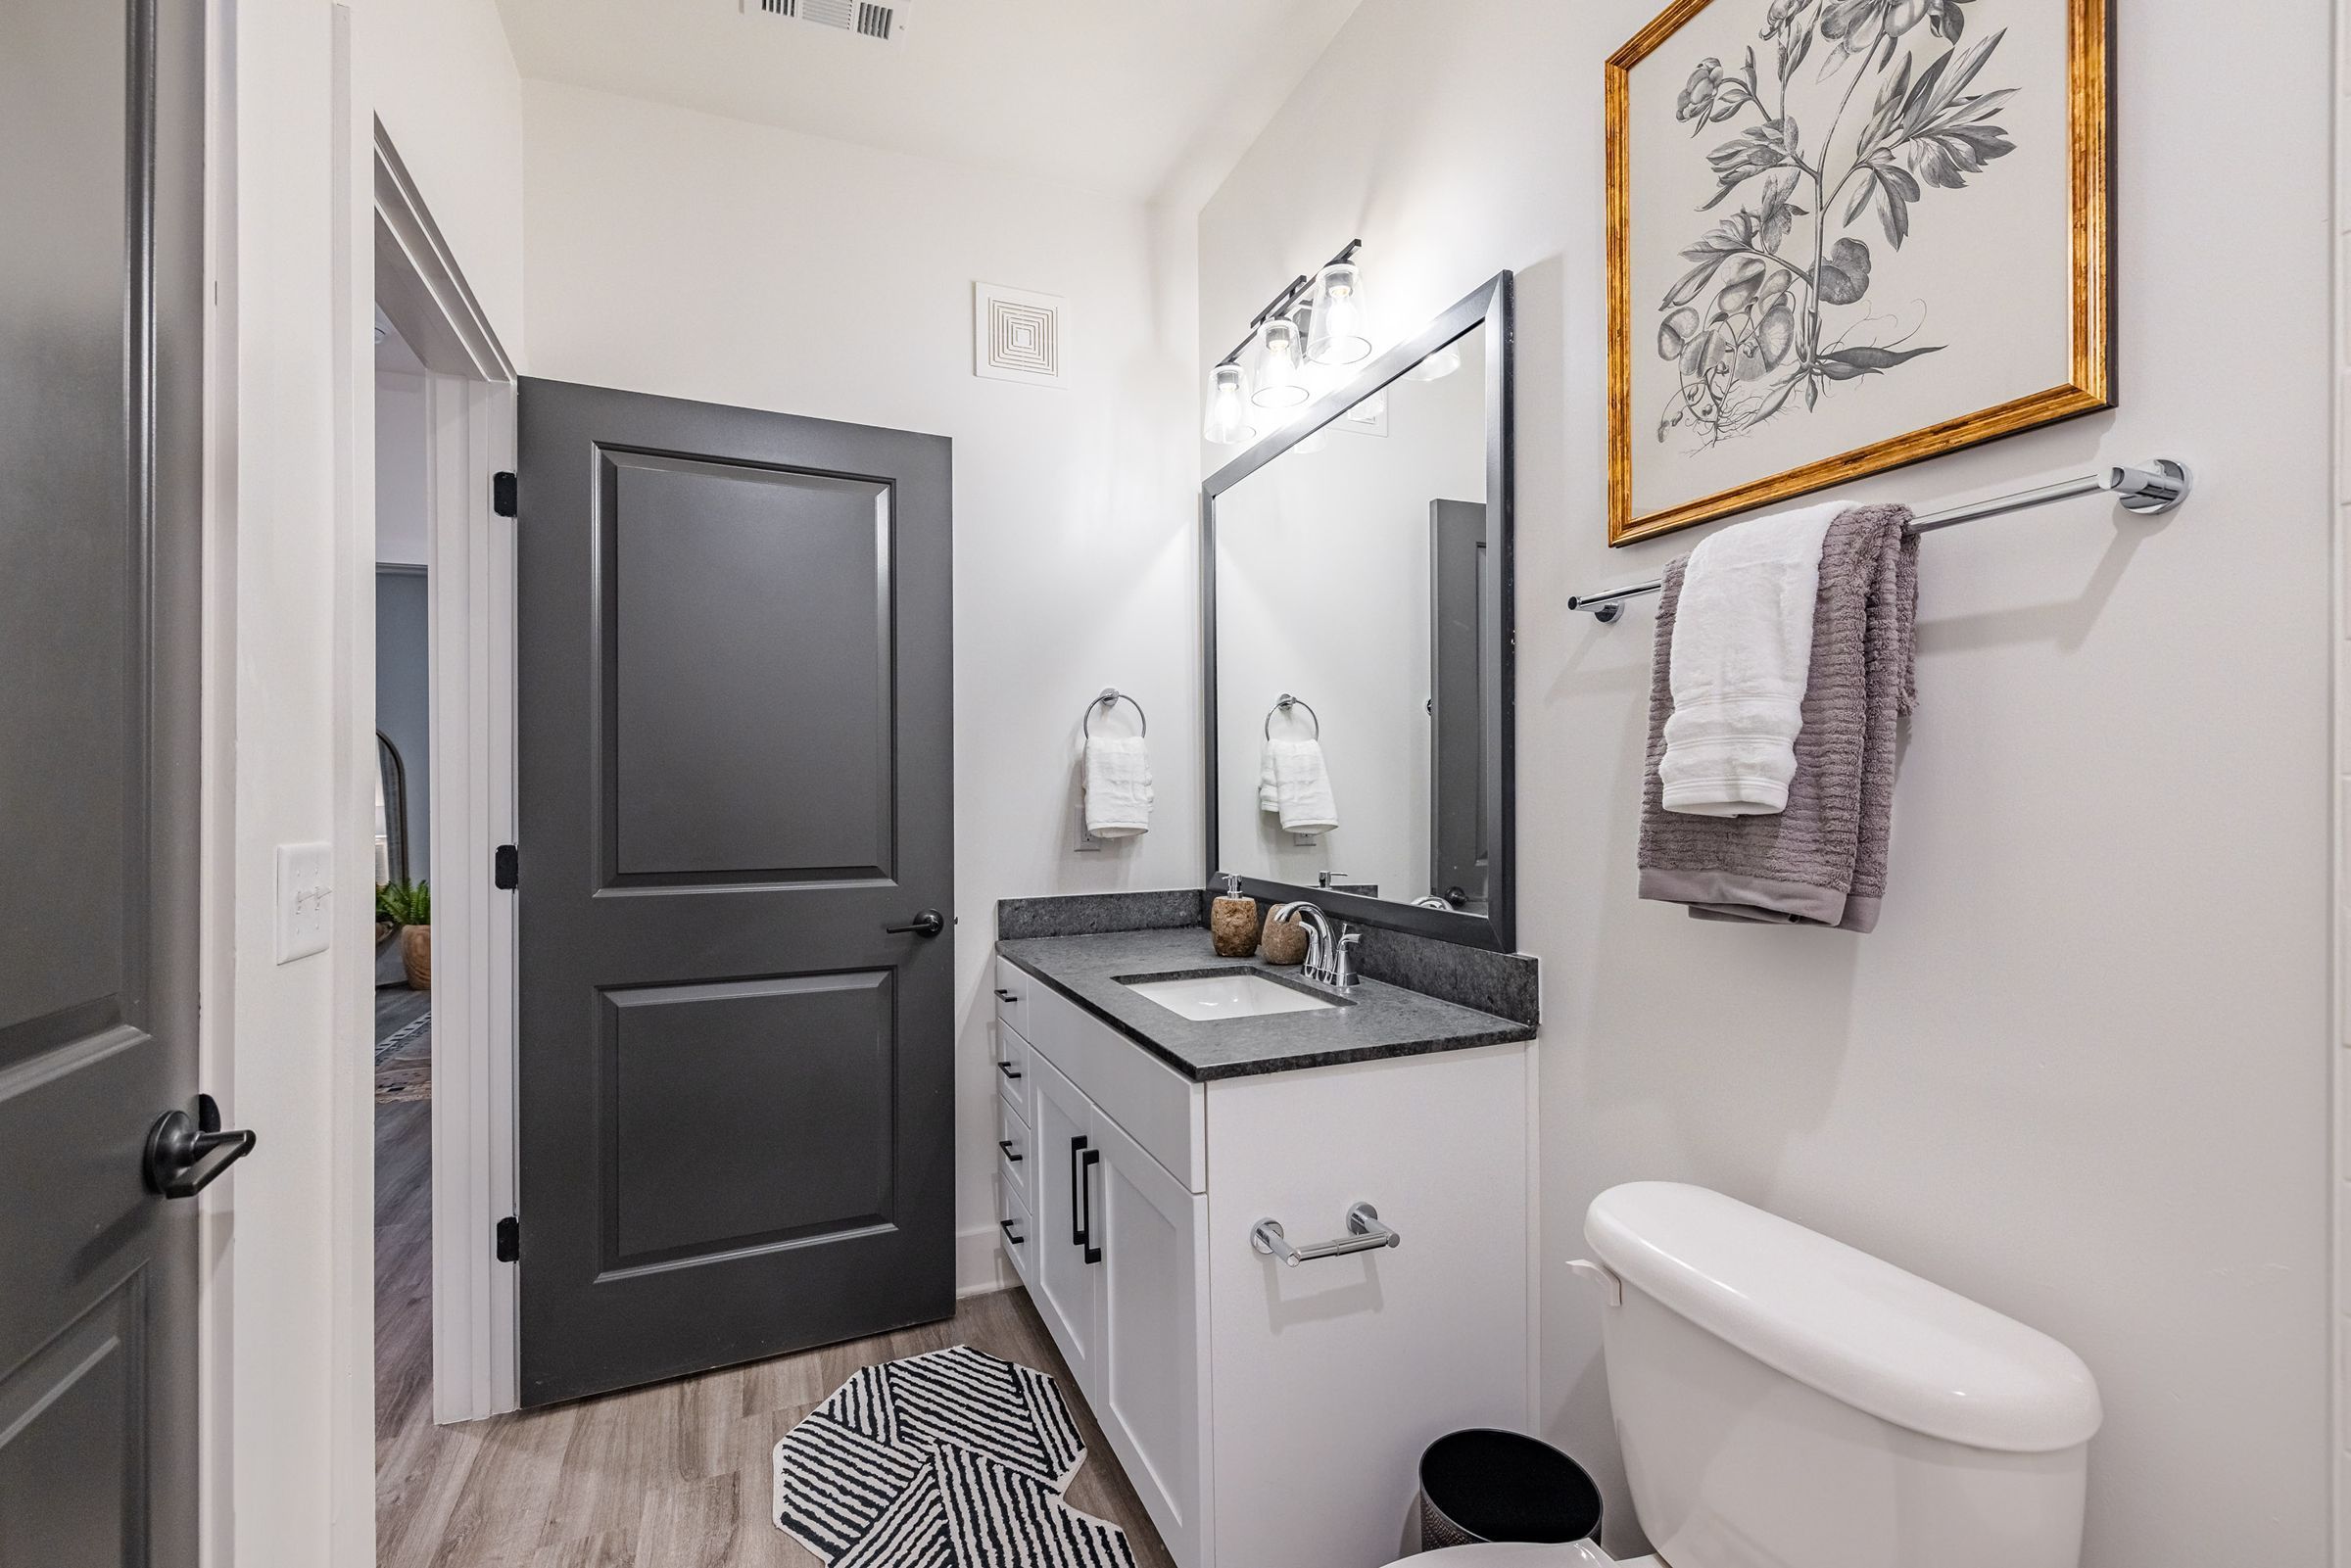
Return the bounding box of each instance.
[1606,0,2111,546]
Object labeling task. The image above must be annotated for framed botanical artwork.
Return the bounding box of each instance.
[1607,0,2111,545]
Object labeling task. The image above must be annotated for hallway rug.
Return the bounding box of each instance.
[374,1012,432,1103]
[774,1345,1134,1567]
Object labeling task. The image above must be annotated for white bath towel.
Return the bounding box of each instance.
[1082,736,1153,838]
[1266,738,1339,834]
[1660,500,1847,817]
[1257,741,1279,814]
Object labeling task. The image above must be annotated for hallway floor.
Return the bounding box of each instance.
[373,1096,1175,1567]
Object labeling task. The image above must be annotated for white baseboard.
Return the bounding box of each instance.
[956,1220,1015,1299]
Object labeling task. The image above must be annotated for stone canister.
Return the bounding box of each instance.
[1210,875,1261,958]
[1260,907,1309,967]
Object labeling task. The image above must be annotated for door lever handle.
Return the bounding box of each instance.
[885,909,945,937]
[144,1095,258,1199]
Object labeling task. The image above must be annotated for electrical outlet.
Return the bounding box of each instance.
[275,841,333,964]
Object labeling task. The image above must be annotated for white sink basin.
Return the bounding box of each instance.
[1123,972,1338,1022]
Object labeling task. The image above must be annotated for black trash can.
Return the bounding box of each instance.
[1417,1429,1604,1551]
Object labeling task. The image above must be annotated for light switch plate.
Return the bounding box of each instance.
[275,841,333,965]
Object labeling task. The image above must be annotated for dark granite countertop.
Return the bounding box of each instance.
[994,926,1536,1083]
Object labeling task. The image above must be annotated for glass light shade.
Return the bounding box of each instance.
[1250,317,1311,408]
[1203,363,1256,445]
[1306,261,1372,365]
[1407,342,1463,383]
[1295,424,1330,455]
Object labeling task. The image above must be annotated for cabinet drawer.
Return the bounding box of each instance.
[994,1019,1032,1121]
[995,1091,1032,1209]
[992,957,1031,1043]
[1024,974,1205,1193]
[997,1164,1034,1288]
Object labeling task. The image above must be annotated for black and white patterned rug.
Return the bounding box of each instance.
[773,1346,1135,1568]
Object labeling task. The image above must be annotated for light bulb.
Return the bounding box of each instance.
[1306,260,1372,365]
[1407,342,1463,383]
[1250,317,1311,408]
[1203,363,1256,445]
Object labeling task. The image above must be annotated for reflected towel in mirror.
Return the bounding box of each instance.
[1264,737,1339,834]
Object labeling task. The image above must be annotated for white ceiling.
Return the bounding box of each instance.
[490,0,1363,202]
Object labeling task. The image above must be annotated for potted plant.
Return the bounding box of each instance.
[377,879,432,991]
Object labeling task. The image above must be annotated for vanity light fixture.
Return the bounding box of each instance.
[1203,363,1257,445]
[1250,317,1311,408]
[1201,238,1367,443]
[1306,257,1371,365]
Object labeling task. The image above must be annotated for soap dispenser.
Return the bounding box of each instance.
[1210,874,1260,958]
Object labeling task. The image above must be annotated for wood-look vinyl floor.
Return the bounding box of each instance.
[374,1099,1175,1568]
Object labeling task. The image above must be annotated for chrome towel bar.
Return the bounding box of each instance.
[1567,457,2191,624]
[1250,1202,1401,1267]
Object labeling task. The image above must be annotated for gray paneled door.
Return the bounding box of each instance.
[2,0,211,1560]
[516,379,955,1406]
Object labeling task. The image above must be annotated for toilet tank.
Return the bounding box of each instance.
[1582,1184,2102,1568]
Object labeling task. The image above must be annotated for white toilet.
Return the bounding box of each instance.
[1387,1182,2103,1568]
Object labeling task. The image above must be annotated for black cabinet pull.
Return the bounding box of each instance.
[997,1061,1023,1082]
[999,1217,1025,1248]
[1069,1136,1089,1246]
[994,988,1018,1003]
[997,1138,1023,1163]
[885,909,945,937]
[1080,1148,1103,1265]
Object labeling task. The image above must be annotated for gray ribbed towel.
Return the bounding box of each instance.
[1638,503,1918,931]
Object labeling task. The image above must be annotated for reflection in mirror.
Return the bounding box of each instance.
[1214,322,1492,912]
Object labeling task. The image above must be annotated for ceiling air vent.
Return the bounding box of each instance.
[743,0,906,41]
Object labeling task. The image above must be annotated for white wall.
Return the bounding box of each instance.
[1201,3,2333,1563]
[204,0,376,1563]
[366,0,527,357]
[520,79,1203,1292]
[375,370,427,565]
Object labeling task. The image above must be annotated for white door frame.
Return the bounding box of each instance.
[371,125,522,1424]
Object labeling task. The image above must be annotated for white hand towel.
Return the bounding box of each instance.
[1082,736,1153,838]
[1268,737,1339,834]
[1660,500,1847,817]
[1257,740,1279,814]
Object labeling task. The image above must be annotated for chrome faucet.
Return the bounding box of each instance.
[1267,901,1363,992]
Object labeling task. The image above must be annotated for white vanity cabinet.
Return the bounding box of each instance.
[994,953,1533,1568]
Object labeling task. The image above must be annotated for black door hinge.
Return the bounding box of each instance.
[494,844,518,889]
[492,471,518,517]
[495,1215,520,1262]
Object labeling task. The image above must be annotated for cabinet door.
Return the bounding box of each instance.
[1090,1113,1207,1568]
[1028,1053,1099,1386]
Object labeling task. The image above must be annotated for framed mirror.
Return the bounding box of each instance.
[1203,271,1514,951]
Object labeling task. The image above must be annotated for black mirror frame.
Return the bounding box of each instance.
[1201,270,1515,953]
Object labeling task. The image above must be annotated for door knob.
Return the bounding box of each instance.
[884,909,946,937]
[144,1095,258,1199]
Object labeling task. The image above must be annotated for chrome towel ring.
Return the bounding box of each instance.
[1264,693,1319,740]
[1083,688,1147,738]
